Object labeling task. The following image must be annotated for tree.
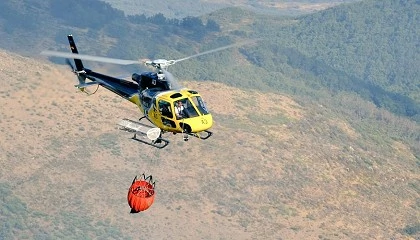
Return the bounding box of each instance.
[206,19,220,32]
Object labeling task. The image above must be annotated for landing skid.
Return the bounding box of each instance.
[187,130,213,140]
[117,118,169,149]
[132,133,169,149]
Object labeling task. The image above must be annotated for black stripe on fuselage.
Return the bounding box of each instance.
[86,70,138,99]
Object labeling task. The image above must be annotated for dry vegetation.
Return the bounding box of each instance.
[0,50,418,239]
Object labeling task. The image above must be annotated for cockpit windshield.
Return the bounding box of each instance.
[191,96,209,115]
[174,98,199,119]
[173,96,209,119]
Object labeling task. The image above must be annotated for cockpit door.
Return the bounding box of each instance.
[157,99,176,130]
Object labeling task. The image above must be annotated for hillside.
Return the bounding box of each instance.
[277,0,420,117]
[102,0,362,18]
[1,49,419,239]
[0,0,418,122]
[230,0,420,121]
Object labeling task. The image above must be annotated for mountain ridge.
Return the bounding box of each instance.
[102,0,362,18]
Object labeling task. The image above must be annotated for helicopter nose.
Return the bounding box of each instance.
[194,114,213,132]
[182,114,213,133]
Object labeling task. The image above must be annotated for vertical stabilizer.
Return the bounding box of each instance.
[67,35,84,71]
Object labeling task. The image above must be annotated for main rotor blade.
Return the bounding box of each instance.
[41,50,141,65]
[173,40,255,64]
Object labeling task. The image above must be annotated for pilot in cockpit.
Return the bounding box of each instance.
[175,101,185,119]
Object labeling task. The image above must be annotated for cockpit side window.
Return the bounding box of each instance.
[158,100,173,119]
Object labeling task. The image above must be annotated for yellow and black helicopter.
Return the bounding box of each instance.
[42,35,246,148]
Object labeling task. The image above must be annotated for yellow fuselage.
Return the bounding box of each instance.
[128,88,213,133]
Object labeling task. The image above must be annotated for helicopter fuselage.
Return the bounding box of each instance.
[80,69,213,135]
[45,34,216,142]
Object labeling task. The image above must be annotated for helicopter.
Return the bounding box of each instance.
[42,35,248,148]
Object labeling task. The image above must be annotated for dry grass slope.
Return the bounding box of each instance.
[0,50,418,239]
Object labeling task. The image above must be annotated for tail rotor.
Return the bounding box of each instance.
[64,58,91,94]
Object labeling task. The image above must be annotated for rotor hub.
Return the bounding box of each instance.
[144,59,176,70]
